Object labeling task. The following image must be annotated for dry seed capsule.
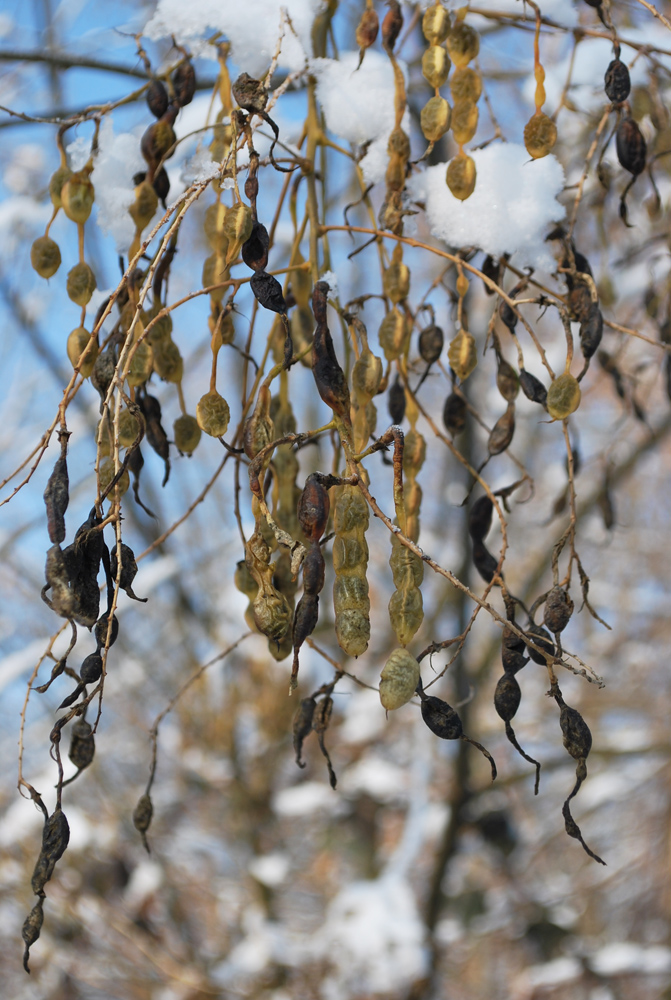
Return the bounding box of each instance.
[605,58,630,105]
[450,66,482,103]
[144,300,173,345]
[524,111,557,159]
[579,303,603,360]
[22,898,44,972]
[388,561,424,645]
[446,151,476,200]
[442,392,466,434]
[246,531,293,643]
[98,459,129,497]
[379,647,420,710]
[129,178,158,231]
[421,693,497,779]
[488,403,515,455]
[94,611,119,649]
[525,623,554,664]
[356,4,379,63]
[468,495,493,543]
[519,369,547,407]
[547,373,581,420]
[423,1,450,44]
[204,202,229,254]
[383,245,410,304]
[333,484,371,657]
[421,96,451,143]
[203,252,229,304]
[382,0,403,53]
[494,672,541,792]
[544,585,574,633]
[422,46,450,89]
[133,793,153,853]
[173,60,196,107]
[49,164,71,209]
[447,328,477,381]
[61,169,95,224]
[174,415,201,456]
[67,327,98,378]
[379,307,408,361]
[223,202,254,266]
[66,262,97,307]
[388,376,406,424]
[451,100,479,145]
[68,718,95,771]
[496,357,519,401]
[197,390,230,437]
[118,407,139,448]
[419,323,444,364]
[616,116,646,176]
[140,113,177,173]
[31,235,61,278]
[293,697,316,767]
[126,334,153,388]
[152,337,183,383]
[146,78,169,118]
[446,20,479,67]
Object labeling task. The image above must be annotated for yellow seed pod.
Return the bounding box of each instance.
[451,99,479,145]
[31,236,61,278]
[203,202,230,253]
[447,329,477,381]
[152,337,183,383]
[422,2,450,45]
[379,307,408,361]
[96,419,112,457]
[388,126,411,160]
[244,384,274,461]
[383,252,410,304]
[127,336,153,388]
[49,165,72,209]
[422,46,451,89]
[202,253,229,304]
[196,390,231,436]
[421,96,451,142]
[352,349,383,397]
[388,585,424,647]
[402,429,426,476]
[223,202,254,266]
[67,327,98,378]
[292,250,312,308]
[174,414,202,455]
[524,111,557,159]
[547,373,581,420]
[386,153,406,193]
[210,112,232,164]
[117,408,139,448]
[144,301,173,345]
[66,262,97,306]
[99,458,130,498]
[253,589,293,643]
[446,152,476,200]
[446,21,479,68]
[450,67,482,103]
[456,272,469,298]
[61,170,95,224]
[379,647,420,710]
[129,179,158,231]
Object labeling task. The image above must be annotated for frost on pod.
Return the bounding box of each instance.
[379,647,420,710]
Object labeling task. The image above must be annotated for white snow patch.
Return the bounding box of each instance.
[410,143,564,270]
[0,195,51,256]
[319,270,339,300]
[339,688,386,744]
[590,943,671,976]
[273,781,342,817]
[4,144,46,195]
[248,853,289,887]
[92,116,147,253]
[340,755,407,802]
[124,859,163,907]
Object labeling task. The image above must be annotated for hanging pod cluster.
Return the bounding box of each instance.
[445,9,481,200]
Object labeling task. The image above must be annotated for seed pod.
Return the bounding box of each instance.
[312,282,351,424]
[224,202,254,265]
[616,116,646,175]
[525,622,554,664]
[67,327,98,378]
[31,235,61,278]
[353,348,383,398]
[568,282,593,323]
[146,78,169,117]
[450,67,482,103]
[423,2,450,43]
[115,408,138,450]
[446,21,479,67]
[61,170,95,224]
[31,807,70,896]
[126,334,153,389]
[153,337,184,382]
[242,220,270,272]
[133,793,153,853]
[468,495,493,542]
[579,302,603,360]
[547,373,581,420]
[66,261,97,307]
[387,375,406,424]
[382,0,403,53]
[138,393,170,485]
[419,324,444,364]
[421,693,497,779]
[544,585,574,633]
[22,897,44,972]
[152,166,170,205]
[519,369,547,407]
[298,475,330,542]
[496,357,519,401]
[524,111,557,159]
[422,46,450,89]
[244,384,274,461]
[451,99,479,145]
[110,542,145,602]
[494,673,541,792]
[447,329,477,381]
[379,647,420,711]
[442,392,466,435]
[312,696,338,789]
[472,539,498,583]
[174,414,202,456]
[250,270,287,315]
[129,179,158,232]
[173,59,196,106]
[446,152,476,201]
[383,247,410,304]
[80,651,103,684]
[333,484,371,656]
[232,72,268,113]
[99,458,130,498]
[605,58,630,104]
[68,718,95,771]
[49,164,72,209]
[356,5,379,52]
[141,114,177,173]
[421,96,451,142]
[95,611,119,649]
[43,436,69,545]
[488,403,515,455]
[388,578,423,646]
[193,389,229,440]
[293,697,316,767]
[501,627,528,675]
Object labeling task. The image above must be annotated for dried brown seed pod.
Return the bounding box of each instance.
[446,20,479,67]
[488,403,515,455]
[383,247,410,304]
[333,484,371,657]
[525,623,554,664]
[472,539,498,583]
[312,696,337,789]
[605,58,630,104]
[129,179,158,231]
[43,436,69,545]
[110,542,146,602]
[451,99,479,145]
[446,151,476,200]
[524,111,557,159]
[68,718,95,771]
[311,282,351,424]
[519,369,547,407]
[421,692,497,779]
[388,375,406,424]
[173,60,196,107]
[544,586,574,633]
[547,373,581,420]
[423,2,450,44]
[616,116,646,175]
[67,327,98,378]
[293,697,316,767]
[450,66,482,103]
[31,235,61,278]
[241,220,270,272]
[250,270,287,315]
[494,672,541,792]
[419,323,444,364]
[356,5,379,61]
[379,648,420,710]
[501,627,528,675]
[496,357,519,401]
[379,307,408,361]
[579,302,603,359]
[447,329,477,381]
[31,807,70,896]
[174,414,202,456]
[420,96,452,142]
[152,166,170,205]
[94,611,119,649]
[133,793,153,853]
[22,898,44,972]
[298,475,330,542]
[61,170,95,224]
[232,73,268,113]
[140,112,177,173]
[352,347,383,398]
[138,392,170,485]
[382,0,403,53]
[422,45,450,89]
[146,78,169,118]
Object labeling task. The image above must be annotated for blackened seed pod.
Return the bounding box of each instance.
[133,793,153,852]
[110,542,147,602]
[68,718,95,770]
[468,495,493,542]
[559,702,592,761]
[80,651,103,684]
[421,695,463,740]
[152,166,170,206]
[519,369,547,407]
[312,696,337,789]
[146,79,169,118]
[173,60,196,107]
[293,697,316,767]
[494,672,521,722]
[311,282,351,424]
[605,59,630,104]
[388,376,406,424]
[22,898,44,972]
[419,324,444,364]
[442,392,466,435]
[616,117,647,176]
[496,357,519,401]
[298,476,330,542]
[488,403,515,456]
[242,221,270,273]
[544,586,574,633]
[43,437,69,545]
[481,254,501,293]
[138,392,170,486]
[579,302,603,359]
[499,299,517,332]
[472,540,499,583]
[95,612,119,649]
[525,623,554,664]
[250,271,286,314]
[501,627,528,675]
[31,807,70,896]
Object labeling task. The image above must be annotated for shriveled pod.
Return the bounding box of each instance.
[496,356,519,401]
[616,116,647,176]
[554,685,605,865]
[223,202,254,266]
[388,376,406,424]
[68,718,95,771]
[140,113,177,172]
[605,58,630,104]
[197,390,230,437]
[67,327,98,378]
[579,302,603,360]
[298,475,330,542]
[547,373,581,420]
[133,793,153,853]
[422,2,450,44]
[242,221,270,273]
[110,541,145,602]
[419,323,444,363]
[66,262,97,306]
[152,166,170,205]
[152,337,183,382]
[447,328,477,381]
[388,126,411,160]
[379,647,420,710]
[442,392,466,434]
[80,651,103,684]
[544,585,574,633]
[446,20,479,67]
[61,170,95,224]
[494,672,541,793]
[244,385,274,461]
[525,622,554,664]
[488,403,515,455]
[31,236,61,278]
[450,67,482,103]
[202,253,229,303]
[356,4,379,65]
[501,626,528,675]
[352,349,383,398]
[422,46,450,89]
[383,246,410,304]
[382,0,403,53]
[468,495,492,542]
[524,111,557,159]
[421,96,451,142]
[446,151,476,200]
[146,78,169,118]
[173,60,196,107]
[421,693,497,779]
[379,307,408,361]
[98,458,129,497]
[129,179,158,231]
[49,165,72,209]
[451,100,479,145]
[118,407,140,448]
[174,415,202,456]
[519,369,547,407]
